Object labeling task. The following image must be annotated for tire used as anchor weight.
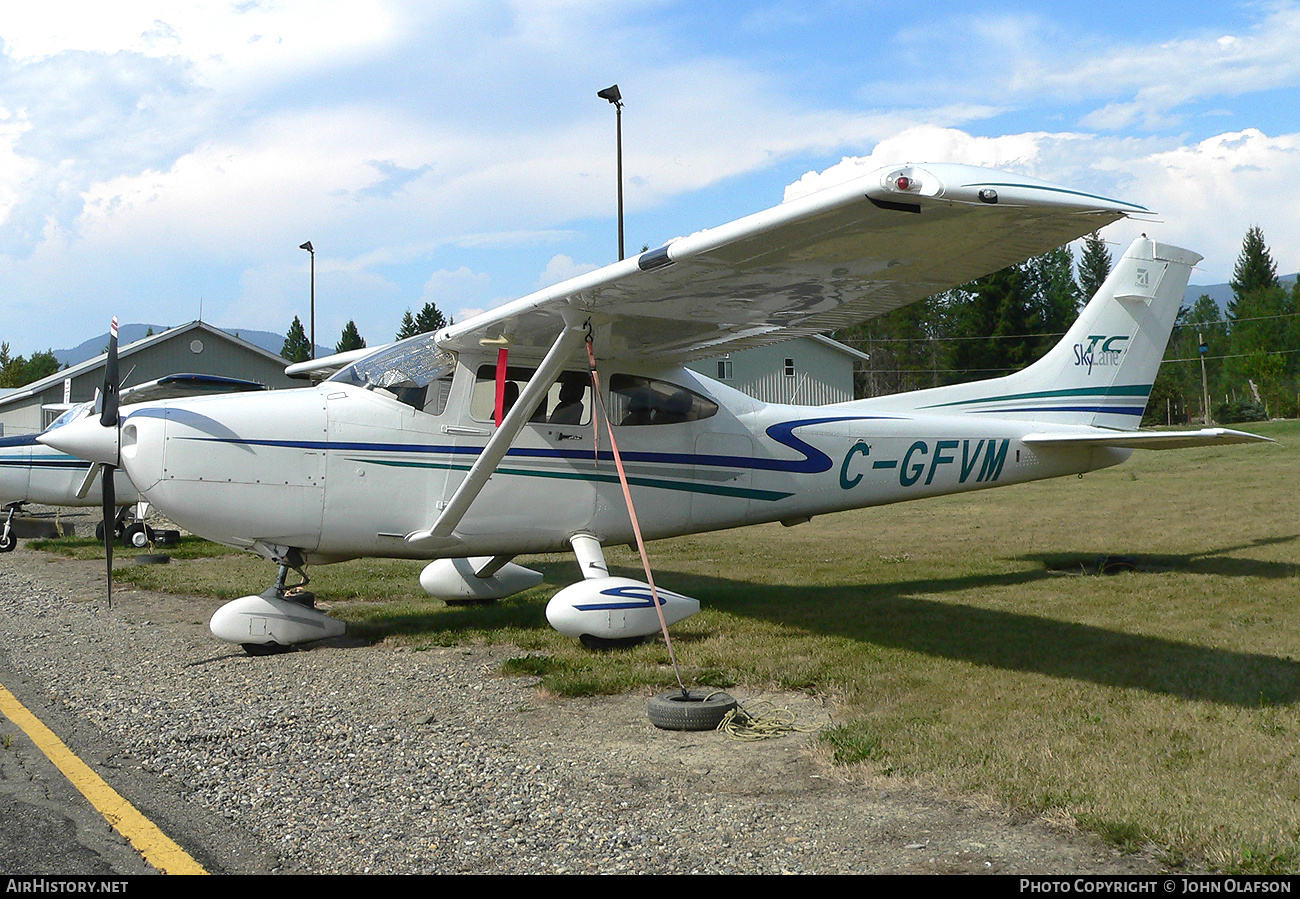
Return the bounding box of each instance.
[647,689,738,731]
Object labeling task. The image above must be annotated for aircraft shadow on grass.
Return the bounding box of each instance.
[345,537,1300,709]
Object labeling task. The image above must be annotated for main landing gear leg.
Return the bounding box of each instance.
[267,559,314,608]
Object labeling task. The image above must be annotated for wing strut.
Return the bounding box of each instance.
[406,321,587,546]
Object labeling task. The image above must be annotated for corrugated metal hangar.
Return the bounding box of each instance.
[691,335,868,405]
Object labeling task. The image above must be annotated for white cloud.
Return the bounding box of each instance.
[3,3,1299,357]
[535,254,597,288]
[782,125,1300,282]
[419,266,491,327]
[0,2,396,80]
[783,126,1086,201]
[1127,128,1300,281]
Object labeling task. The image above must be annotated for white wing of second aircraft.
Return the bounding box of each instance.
[434,162,1150,364]
[284,345,393,381]
[119,373,268,404]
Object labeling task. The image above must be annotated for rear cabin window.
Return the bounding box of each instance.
[470,365,592,426]
[608,374,718,426]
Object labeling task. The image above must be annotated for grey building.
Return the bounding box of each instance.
[690,334,868,405]
[0,321,299,437]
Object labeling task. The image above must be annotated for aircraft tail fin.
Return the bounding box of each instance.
[889,237,1200,430]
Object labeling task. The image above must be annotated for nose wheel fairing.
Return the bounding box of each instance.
[209,555,345,653]
[209,591,346,652]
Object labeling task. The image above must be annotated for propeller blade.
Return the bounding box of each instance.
[102,465,115,608]
[99,317,120,608]
[100,317,119,428]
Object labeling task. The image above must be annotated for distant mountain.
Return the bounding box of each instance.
[1186,274,1298,317]
[53,323,329,367]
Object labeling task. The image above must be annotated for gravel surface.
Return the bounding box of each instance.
[0,538,1168,875]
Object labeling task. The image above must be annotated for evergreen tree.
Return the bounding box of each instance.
[281,316,312,363]
[943,264,1035,380]
[413,301,448,334]
[396,310,417,340]
[834,295,942,397]
[24,349,60,384]
[335,320,367,353]
[1025,245,1080,357]
[1077,232,1112,303]
[1228,225,1279,317]
[1225,226,1291,415]
[1148,295,1224,425]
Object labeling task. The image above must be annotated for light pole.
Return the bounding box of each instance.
[299,241,315,359]
[597,84,624,261]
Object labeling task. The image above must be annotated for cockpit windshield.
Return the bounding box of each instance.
[329,334,457,413]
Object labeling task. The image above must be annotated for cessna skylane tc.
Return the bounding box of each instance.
[1,373,266,552]
[40,162,1269,652]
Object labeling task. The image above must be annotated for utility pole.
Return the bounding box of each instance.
[1198,331,1211,425]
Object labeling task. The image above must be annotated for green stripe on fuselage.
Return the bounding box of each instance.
[354,457,794,502]
[921,384,1151,409]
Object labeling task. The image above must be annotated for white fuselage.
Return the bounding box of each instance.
[111,351,1128,565]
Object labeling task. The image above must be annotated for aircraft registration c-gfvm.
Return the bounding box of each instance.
[40,162,1270,653]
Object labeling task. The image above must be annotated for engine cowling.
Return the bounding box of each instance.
[545,576,700,640]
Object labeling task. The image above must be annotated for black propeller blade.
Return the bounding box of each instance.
[100,318,120,607]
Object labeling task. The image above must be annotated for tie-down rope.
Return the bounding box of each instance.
[584,330,688,695]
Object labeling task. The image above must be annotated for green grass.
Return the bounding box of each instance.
[33,418,1300,872]
[31,534,240,561]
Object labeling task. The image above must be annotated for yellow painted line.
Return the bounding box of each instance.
[0,681,207,875]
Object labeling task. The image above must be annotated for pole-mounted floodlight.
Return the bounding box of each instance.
[597,84,624,261]
[299,241,315,359]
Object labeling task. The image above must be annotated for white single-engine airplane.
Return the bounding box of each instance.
[41,163,1269,653]
[1,374,267,551]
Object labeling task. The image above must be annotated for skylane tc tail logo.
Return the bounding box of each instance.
[1074,335,1129,374]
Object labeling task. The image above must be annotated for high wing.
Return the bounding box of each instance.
[435,162,1150,363]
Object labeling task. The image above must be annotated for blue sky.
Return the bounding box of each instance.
[2,1,1299,357]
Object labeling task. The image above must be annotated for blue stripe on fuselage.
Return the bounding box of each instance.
[172,415,893,475]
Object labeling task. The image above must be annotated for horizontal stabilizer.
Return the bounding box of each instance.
[1023,428,1272,451]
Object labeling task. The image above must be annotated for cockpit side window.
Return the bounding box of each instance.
[608,374,717,426]
[470,366,591,425]
[329,335,456,414]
